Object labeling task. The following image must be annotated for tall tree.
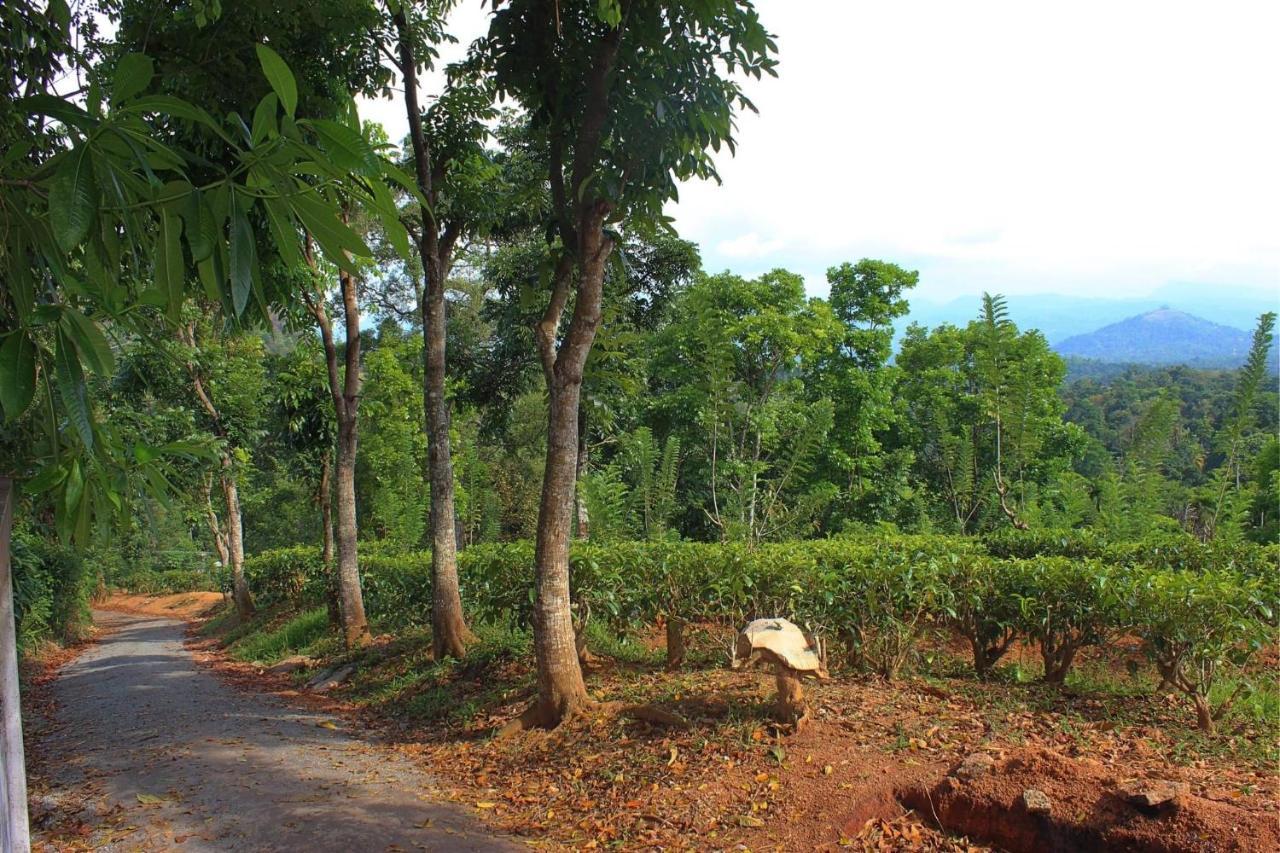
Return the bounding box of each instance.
[651,270,841,542]
[303,237,372,647]
[391,2,498,659]
[1204,312,1277,540]
[811,260,915,527]
[480,0,777,728]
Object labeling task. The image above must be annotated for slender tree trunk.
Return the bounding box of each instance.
[532,376,593,723]
[333,268,369,648]
[394,7,472,659]
[319,451,339,628]
[180,322,253,618]
[0,478,30,853]
[1193,694,1215,733]
[574,412,590,540]
[333,412,367,646]
[422,258,471,660]
[200,474,230,569]
[525,227,614,727]
[219,462,254,617]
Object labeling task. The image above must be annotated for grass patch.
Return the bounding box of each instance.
[229,607,330,664]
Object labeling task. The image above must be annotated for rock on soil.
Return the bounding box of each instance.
[952,751,996,782]
[1020,788,1052,816]
[1117,778,1192,811]
[266,654,313,675]
[900,747,1278,853]
[306,663,356,692]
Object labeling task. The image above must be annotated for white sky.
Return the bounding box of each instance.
[359,0,1280,303]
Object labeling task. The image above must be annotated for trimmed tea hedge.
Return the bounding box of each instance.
[240,531,1276,730]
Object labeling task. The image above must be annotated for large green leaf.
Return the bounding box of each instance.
[0,332,37,422]
[255,44,297,117]
[155,209,185,320]
[306,119,375,172]
[121,95,234,145]
[289,191,369,272]
[111,53,154,105]
[49,146,97,252]
[262,196,302,268]
[229,193,255,316]
[54,329,94,450]
[61,308,116,376]
[183,191,218,262]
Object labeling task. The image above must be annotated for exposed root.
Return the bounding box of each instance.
[615,703,690,730]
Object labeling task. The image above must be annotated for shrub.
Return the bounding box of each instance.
[943,555,1023,679]
[1131,569,1273,732]
[10,532,95,647]
[1010,557,1129,683]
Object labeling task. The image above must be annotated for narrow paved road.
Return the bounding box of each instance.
[36,610,517,851]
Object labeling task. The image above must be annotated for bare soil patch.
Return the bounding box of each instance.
[97,590,225,620]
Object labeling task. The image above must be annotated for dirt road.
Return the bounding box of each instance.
[34,610,517,851]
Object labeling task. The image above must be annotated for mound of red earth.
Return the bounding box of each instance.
[879,747,1278,852]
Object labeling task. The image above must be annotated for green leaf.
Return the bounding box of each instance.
[0,332,37,422]
[121,96,234,144]
[20,94,95,131]
[289,191,369,270]
[306,119,375,172]
[64,459,84,518]
[229,193,255,316]
[111,53,154,105]
[255,44,297,117]
[183,191,218,262]
[262,196,302,268]
[49,147,97,252]
[155,209,185,320]
[251,92,278,143]
[54,329,93,450]
[24,462,67,495]
[60,308,115,376]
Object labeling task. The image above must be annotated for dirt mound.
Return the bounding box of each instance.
[898,746,1277,852]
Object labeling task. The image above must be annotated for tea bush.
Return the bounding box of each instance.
[234,532,1275,727]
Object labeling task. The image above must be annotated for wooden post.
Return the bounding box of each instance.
[0,477,30,852]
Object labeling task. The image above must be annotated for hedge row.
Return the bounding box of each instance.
[240,533,1276,729]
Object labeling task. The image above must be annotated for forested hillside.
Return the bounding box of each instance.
[62,269,1277,580]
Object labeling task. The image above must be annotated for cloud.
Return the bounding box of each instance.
[715,232,787,259]
[362,0,1280,302]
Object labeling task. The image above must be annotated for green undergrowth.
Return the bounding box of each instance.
[229,607,333,664]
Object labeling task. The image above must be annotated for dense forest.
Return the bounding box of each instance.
[69,261,1280,577]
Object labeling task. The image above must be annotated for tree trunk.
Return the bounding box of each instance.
[423,254,471,660]
[1193,694,1215,733]
[332,267,370,648]
[394,6,473,661]
[200,474,229,570]
[333,413,367,647]
[0,477,31,852]
[1040,638,1076,684]
[220,461,254,618]
[531,377,593,724]
[319,451,340,629]
[574,410,590,540]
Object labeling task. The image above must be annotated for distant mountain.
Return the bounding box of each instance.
[1053,309,1253,367]
[901,285,1276,345]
